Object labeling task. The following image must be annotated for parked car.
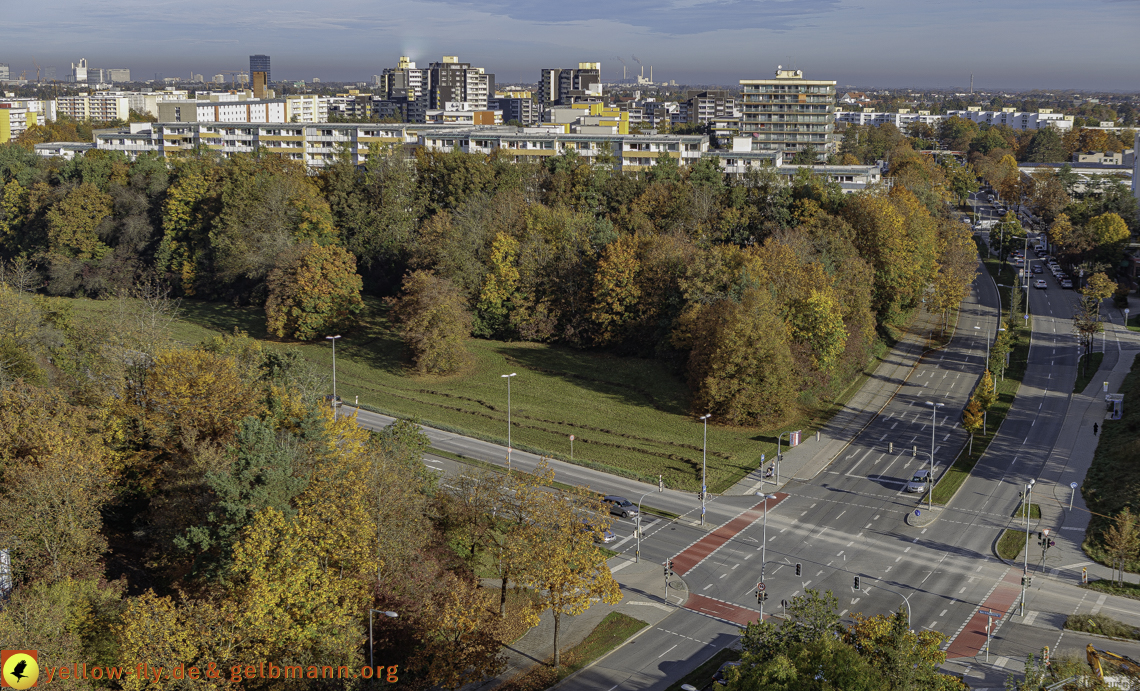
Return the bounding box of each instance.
[1035,279,1048,289]
[906,469,931,493]
[1061,279,1073,289]
[603,495,639,518]
[713,661,743,686]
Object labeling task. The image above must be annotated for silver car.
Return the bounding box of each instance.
[906,469,930,493]
[603,495,639,518]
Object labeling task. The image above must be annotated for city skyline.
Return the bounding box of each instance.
[2,0,1139,90]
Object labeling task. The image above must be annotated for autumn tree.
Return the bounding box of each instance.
[390,270,472,374]
[590,233,642,346]
[474,232,520,336]
[517,485,620,668]
[929,221,978,330]
[407,571,507,688]
[0,384,111,584]
[1103,507,1139,585]
[844,607,961,691]
[265,242,365,340]
[45,182,113,260]
[976,370,997,412]
[674,286,797,426]
[962,398,983,454]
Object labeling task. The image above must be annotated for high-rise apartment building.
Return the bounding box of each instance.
[71,58,88,83]
[539,63,602,109]
[684,90,738,126]
[107,69,131,83]
[381,57,425,102]
[425,56,494,111]
[0,65,9,81]
[739,68,836,158]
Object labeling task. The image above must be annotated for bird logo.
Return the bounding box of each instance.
[1,651,39,689]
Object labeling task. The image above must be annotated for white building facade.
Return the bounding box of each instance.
[946,107,1073,131]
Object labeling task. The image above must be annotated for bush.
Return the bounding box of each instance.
[1065,613,1140,641]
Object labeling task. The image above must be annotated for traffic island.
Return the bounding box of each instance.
[904,505,941,527]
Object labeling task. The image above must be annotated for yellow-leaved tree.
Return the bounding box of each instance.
[518,486,620,668]
[265,242,364,340]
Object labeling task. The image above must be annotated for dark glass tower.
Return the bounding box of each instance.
[249,55,270,82]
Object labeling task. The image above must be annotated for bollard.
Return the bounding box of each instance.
[889,442,893,453]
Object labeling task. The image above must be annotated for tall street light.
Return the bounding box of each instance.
[1020,478,1035,616]
[368,609,398,669]
[325,335,341,418]
[699,414,712,526]
[502,373,517,469]
[757,492,777,620]
[924,401,944,510]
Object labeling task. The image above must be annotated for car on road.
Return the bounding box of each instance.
[1035,279,1047,289]
[1033,265,1043,273]
[1061,279,1073,289]
[713,661,742,686]
[906,469,931,493]
[583,521,618,543]
[603,495,639,518]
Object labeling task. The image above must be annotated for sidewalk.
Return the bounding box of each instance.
[726,305,945,495]
[464,556,685,690]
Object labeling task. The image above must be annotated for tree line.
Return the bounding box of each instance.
[0,275,625,688]
[0,134,978,426]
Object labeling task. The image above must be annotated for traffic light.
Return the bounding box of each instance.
[795,563,802,577]
[853,576,861,590]
[663,560,669,577]
[763,592,769,602]
[667,559,675,576]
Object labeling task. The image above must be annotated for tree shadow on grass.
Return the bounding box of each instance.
[177,298,272,339]
[497,344,691,417]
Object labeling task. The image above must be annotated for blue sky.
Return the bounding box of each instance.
[3,0,1139,89]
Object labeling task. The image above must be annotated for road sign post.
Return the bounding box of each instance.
[569,434,574,460]
[1070,481,1078,511]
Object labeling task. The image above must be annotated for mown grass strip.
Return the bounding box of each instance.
[1074,352,1105,394]
[1081,579,1140,602]
[931,252,1031,505]
[1065,613,1140,641]
[496,612,648,691]
[1013,502,1041,519]
[425,447,682,521]
[996,529,1028,561]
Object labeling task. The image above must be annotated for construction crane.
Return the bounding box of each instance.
[217,71,249,89]
[1087,643,1140,681]
[32,59,40,82]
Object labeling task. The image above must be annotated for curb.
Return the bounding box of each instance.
[904,505,942,527]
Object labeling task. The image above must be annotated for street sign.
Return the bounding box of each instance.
[757,582,766,593]
[1042,528,1050,536]
[569,434,574,440]
[1070,482,1078,490]
[914,509,921,517]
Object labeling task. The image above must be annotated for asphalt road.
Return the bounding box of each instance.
[343,199,1138,689]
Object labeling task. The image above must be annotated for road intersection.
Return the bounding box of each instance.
[347,203,1140,689]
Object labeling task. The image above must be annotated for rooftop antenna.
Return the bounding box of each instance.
[970,73,974,95]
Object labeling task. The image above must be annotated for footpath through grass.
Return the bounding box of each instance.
[1081,354,1140,574]
[496,612,648,691]
[66,295,893,494]
[932,253,1031,504]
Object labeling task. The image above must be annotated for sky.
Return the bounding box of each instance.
[3,0,1140,91]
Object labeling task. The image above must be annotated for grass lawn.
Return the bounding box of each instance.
[1074,352,1105,394]
[65,294,890,493]
[1013,502,1041,519]
[996,529,1028,561]
[1065,613,1140,641]
[1081,353,1140,574]
[1126,314,1140,333]
[1081,579,1140,602]
[496,612,648,691]
[932,252,1030,505]
[666,646,741,691]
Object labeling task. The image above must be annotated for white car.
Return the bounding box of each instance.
[1035,279,1047,289]
[1061,279,1073,289]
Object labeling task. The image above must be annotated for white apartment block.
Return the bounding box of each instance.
[946,107,1073,131]
[56,94,130,121]
[107,69,131,83]
[835,108,944,134]
[0,98,55,122]
[284,94,328,123]
[157,99,288,124]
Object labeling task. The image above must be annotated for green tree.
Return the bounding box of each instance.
[390,270,472,374]
[1103,506,1140,585]
[1026,127,1066,162]
[45,182,113,260]
[845,607,962,690]
[265,242,365,340]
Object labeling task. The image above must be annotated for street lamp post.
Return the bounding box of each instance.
[501,373,517,468]
[635,491,652,563]
[699,414,712,526]
[776,431,795,487]
[757,492,777,620]
[924,401,944,510]
[368,609,398,669]
[325,335,341,418]
[1020,478,1035,616]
